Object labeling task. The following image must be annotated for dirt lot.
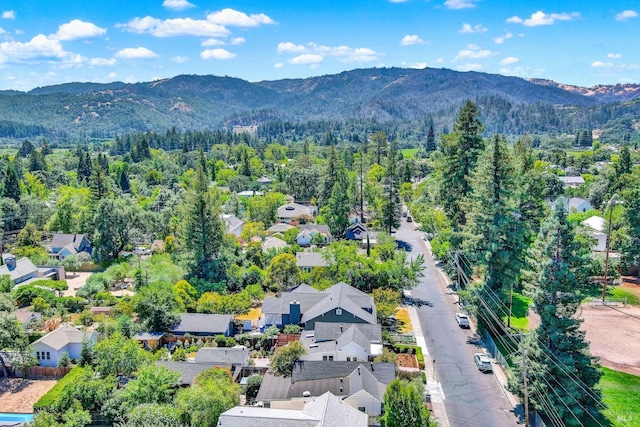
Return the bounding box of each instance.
[0,378,57,413]
[580,303,640,376]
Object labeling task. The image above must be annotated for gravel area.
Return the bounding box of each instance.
[0,378,57,413]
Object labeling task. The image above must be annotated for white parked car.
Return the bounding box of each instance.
[455,313,470,328]
[474,353,493,372]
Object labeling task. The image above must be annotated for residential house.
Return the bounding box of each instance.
[345,222,378,248]
[300,322,383,362]
[32,325,97,367]
[170,313,234,337]
[156,361,218,386]
[296,225,331,247]
[263,236,289,252]
[150,239,165,254]
[277,203,317,223]
[581,215,607,252]
[14,307,41,330]
[195,347,250,367]
[237,190,263,198]
[133,332,166,350]
[221,214,245,237]
[296,251,329,273]
[261,282,376,330]
[49,233,92,260]
[267,223,295,235]
[255,361,395,416]
[0,256,39,285]
[219,391,368,427]
[566,197,593,213]
[256,176,274,186]
[559,176,585,188]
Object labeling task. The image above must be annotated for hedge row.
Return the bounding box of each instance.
[33,366,85,410]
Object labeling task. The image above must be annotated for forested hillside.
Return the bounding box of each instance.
[0,67,639,144]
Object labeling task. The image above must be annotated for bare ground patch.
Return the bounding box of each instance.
[0,378,57,413]
[580,304,640,377]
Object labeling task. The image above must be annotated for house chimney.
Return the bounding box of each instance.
[5,256,16,271]
[289,300,301,325]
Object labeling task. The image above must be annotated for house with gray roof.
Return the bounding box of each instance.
[267,223,295,235]
[263,236,289,252]
[296,225,332,247]
[32,325,97,367]
[559,176,585,188]
[296,251,329,273]
[277,203,317,223]
[219,391,367,427]
[261,282,376,330]
[300,322,383,362]
[0,256,39,285]
[170,313,234,337]
[194,347,249,366]
[156,361,219,386]
[49,233,92,260]
[256,361,394,416]
[221,214,245,237]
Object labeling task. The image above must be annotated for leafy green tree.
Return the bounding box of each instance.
[381,140,402,234]
[182,158,225,279]
[123,364,181,407]
[0,275,13,293]
[58,351,71,368]
[3,162,21,202]
[18,139,35,157]
[284,155,320,202]
[372,288,401,324]
[124,404,183,427]
[521,201,602,425]
[95,332,149,376]
[622,181,640,274]
[283,324,301,334]
[79,338,95,367]
[92,197,138,262]
[134,281,180,331]
[323,178,350,238]
[89,157,111,202]
[173,279,198,312]
[269,340,306,377]
[264,253,300,293]
[382,379,431,427]
[243,374,263,402]
[436,100,484,229]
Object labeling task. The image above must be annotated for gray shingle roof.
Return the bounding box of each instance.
[0,257,38,283]
[313,322,381,343]
[156,361,220,385]
[194,347,249,366]
[296,252,328,269]
[267,223,295,233]
[277,203,312,219]
[299,224,331,236]
[50,233,87,250]
[263,237,288,251]
[32,325,96,350]
[170,313,232,335]
[301,283,376,325]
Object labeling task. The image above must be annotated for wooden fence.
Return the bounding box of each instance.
[27,366,72,378]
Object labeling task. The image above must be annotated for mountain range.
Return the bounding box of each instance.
[1,67,639,143]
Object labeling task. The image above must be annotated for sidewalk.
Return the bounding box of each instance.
[408,305,450,427]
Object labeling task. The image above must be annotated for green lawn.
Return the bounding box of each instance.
[401,148,418,159]
[503,292,532,331]
[599,368,640,427]
[609,287,639,305]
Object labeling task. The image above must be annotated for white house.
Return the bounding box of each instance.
[581,215,607,252]
[277,203,317,223]
[32,325,97,367]
[221,214,244,237]
[299,323,383,362]
[559,176,585,188]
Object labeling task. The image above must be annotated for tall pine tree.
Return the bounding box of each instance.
[381,140,401,234]
[425,124,436,152]
[522,201,602,425]
[2,162,21,202]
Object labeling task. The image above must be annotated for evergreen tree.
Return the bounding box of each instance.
[2,162,21,202]
[371,131,387,165]
[28,150,47,172]
[77,152,92,184]
[425,124,436,152]
[118,168,131,193]
[18,140,35,158]
[89,157,110,202]
[465,134,525,298]
[324,179,350,238]
[436,100,484,229]
[522,201,602,425]
[381,140,401,234]
[318,134,340,207]
[40,138,52,155]
[183,160,225,279]
[621,182,640,273]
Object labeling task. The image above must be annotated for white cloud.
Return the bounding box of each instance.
[507,11,580,26]
[607,53,622,59]
[201,48,236,60]
[107,72,117,79]
[162,0,194,11]
[89,57,116,66]
[274,62,284,68]
[207,8,275,27]
[2,10,15,20]
[277,42,306,53]
[119,16,229,38]
[55,20,107,41]
[202,38,225,47]
[493,32,513,44]
[289,54,324,64]
[592,61,614,68]
[457,63,483,71]
[499,56,519,65]
[444,0,477,10]
[115,47,159,59]
[459,23,487,34]
[0,34,68,64]
[171,56,188,63]
[409,62,427,69]
[615,10,638,21]
[230,37,245,45]
[279,42,379,63]
[455,44,496,61]
[400,35,425,46]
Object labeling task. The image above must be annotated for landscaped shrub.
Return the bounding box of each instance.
[33,366,85,410]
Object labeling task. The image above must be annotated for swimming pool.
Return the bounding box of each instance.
[0,413,34,423]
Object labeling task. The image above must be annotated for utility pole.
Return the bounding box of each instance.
[602,196,615,302]
[521,333,530,427]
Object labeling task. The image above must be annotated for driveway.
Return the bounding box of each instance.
[395,219,519,427]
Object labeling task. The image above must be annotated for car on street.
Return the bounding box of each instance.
[455,312,470,328]
[474,353,493,372]
[406,215,413,222]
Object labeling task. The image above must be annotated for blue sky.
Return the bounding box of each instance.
[0,0,638,91]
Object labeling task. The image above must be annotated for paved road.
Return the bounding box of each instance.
[395,218,519,427]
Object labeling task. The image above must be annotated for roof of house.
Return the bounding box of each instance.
[0,257,38,282]
[221,214,244,232]
[171,313,232,335]
[582,215,606,232]
[567,197,592,210]
[256,361,394,402]
[296,252,328,269]
[278,203,312,219]
[299,224,331,236]
[50,233,87,250]
[150,240,164,252]
[14,308,41,325]
[32,325,96,350]
[267,223,295,233]
[220,392,367,427]
[194,347,250,365]
[133,332,166,341]
[263,237,289,251]
[256,176,274,184]
[301,282,376,325]
[237,190,264,197]
[559,176,585,185]
[156,361,220,385]
[301,325,375,356]
[312,322,381,343]
[291,284,319,294]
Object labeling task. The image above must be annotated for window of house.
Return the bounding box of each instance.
[36,352,40,360]
[46,352,50,360]
[346,357,350,361]
[323,356,328,361]
[328,355,334,361]
[358,407,366,412]
[336,308,342,315]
